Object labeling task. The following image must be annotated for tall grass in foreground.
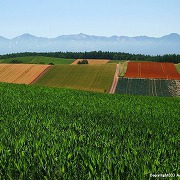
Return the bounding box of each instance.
[0,83,179,179]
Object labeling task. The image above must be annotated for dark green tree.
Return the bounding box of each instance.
[77,59,89,64]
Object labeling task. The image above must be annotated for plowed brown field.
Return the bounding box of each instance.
[125,62,180,80]
[0,64,51,84]
[72,59,109,65]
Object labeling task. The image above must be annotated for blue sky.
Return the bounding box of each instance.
[0,0,180,38]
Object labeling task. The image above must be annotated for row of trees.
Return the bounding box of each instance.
[0,51,180,63]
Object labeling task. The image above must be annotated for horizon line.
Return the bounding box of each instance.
[1,32,180,40]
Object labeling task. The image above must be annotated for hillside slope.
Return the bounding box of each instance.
[0,83,179,179]
[34,64,116,92]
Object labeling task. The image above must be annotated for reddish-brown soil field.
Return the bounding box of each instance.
[72,59,109,65]
[125,62,180,80]
[0,64,51,84]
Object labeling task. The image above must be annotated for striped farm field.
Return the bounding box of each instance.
[0,64,50,84]
[115,78,180,97]
[125,62,180,80]
[34,64,116,92]
[72,59,109,65]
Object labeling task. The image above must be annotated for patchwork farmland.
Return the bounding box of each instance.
[0,64,50,84]
[0,59,180,97]
[0,53,180,179]
[114,61,180,97]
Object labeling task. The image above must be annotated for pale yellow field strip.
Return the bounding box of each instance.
[0,64,50,84]
[72,59,109,65]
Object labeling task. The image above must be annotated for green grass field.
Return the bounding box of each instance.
[34,64,116,92]
[175,64,180,73]
[0,82,179,179]
[0,56,75,65]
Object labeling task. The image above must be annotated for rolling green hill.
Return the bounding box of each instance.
[34,64,116,92]
[0,82,179,179]
[0,56,75,65]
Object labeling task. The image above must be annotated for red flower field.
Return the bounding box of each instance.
[125,62,180,80]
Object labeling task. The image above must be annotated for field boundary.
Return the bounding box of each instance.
[30,65,52,84]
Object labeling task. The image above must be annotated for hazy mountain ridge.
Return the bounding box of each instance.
[0,33,180,55]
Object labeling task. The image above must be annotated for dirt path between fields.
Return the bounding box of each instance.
[109,64,119,94]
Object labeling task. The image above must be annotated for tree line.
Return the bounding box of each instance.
[0,51,180,63]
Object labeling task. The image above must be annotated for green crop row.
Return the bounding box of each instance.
[0,83,180,179]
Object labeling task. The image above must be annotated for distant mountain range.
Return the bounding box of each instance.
[0,33,180,55]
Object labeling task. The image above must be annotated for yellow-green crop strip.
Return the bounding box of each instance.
[118,61,128,77]
[0,82,179,179]
[34,64,116,92]
[175,64,180,74]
